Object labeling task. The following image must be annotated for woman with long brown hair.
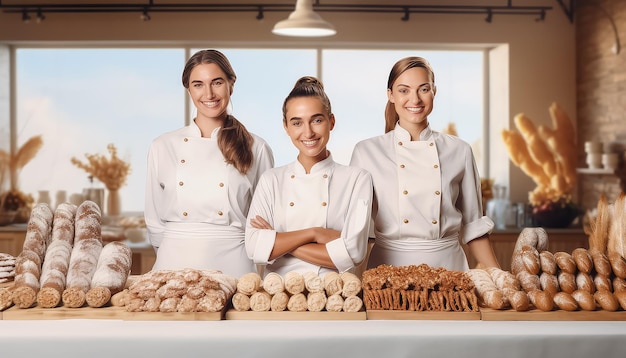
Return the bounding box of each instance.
[145,49,274,277]
[350,56,499,272]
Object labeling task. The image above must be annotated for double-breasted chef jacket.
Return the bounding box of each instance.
[245,155,373,278]
[350,123,494,272]
[145,120,274,277]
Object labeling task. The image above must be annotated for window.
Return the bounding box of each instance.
[14,47,485,213]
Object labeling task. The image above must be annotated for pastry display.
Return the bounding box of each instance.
[121,269,237,313]
[362,264,478,312]
[231,270,363,313]
[0,253,16,284]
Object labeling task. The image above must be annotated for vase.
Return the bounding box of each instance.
[107,189,121,217]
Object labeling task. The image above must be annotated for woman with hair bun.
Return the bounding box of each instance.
[245,76,372,277]
[145,49,274,277]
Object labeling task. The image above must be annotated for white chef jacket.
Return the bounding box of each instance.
[350,123,493,272]
[245,155,373,278]
[145,120,274,277]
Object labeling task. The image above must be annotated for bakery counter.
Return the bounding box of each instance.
[1,319,625,358]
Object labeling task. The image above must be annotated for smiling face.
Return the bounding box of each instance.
[187,63,231,122]
[284,96,335,170]
[387,67,436,133]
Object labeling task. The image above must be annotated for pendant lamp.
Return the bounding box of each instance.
[272,0,336,37]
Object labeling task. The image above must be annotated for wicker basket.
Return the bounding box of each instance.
[0,210,17,226]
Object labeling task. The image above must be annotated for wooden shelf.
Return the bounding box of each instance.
[577,167,626,192]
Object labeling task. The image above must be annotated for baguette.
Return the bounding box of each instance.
[554,251,577,274]
[553,292,578,311]
[85,241,132,308]
[571,248,593,274]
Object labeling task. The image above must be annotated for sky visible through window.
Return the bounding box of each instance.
[16,48,483,213]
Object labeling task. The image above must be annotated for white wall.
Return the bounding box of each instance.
[0,6,577,203]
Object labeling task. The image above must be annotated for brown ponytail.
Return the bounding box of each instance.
[183,49,254,174]
[385,56,435,133]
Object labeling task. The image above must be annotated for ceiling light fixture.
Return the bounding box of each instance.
[140,8,151,21]
[36,8,46,23]
[22,10,31,23]
[272,0,336,37]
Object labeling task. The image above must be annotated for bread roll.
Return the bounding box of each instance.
[284,271,305,295]
[323,271,343,296]
[262,272,284,295]
[249,291,271,312]
[554,251,577,274]
[236,272,262,295]
[572,248,593,274]
[528,290,553,311]
[614,291,626,310]
[571,290,596,311]
[613,277,626,292]
[0,286,15,311]
[608,252,626,279]
[539,251,557,275]
[539,272,559,297]
[287,292,307,312]
[340,272,361,297]
[594,290,619,311]
[343,295,363,313]
[590,251,612,277]
[231,292,251,311]
[303,271,324,294]
[307,291,327,312]
[575,272,595,294]
[593,275,612,292]
[516,270,541,292]
[521,246,541,275]
[325,294,344,312]
[270,291,289,312]
[557,272,577,294]
[503,289,530,312]
[485,267,521,291]
[553,292,578,311]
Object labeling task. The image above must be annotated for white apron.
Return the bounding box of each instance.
[152,222,255,277]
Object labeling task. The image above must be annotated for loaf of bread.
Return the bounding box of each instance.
[516,270,541,292]
[613,277,626,292]
[236,272,262,296]
[287,292,307,312]
[325,293,344,312]
[37,203,77,308]
[594,290,619,311]
[608,252,626,279]
[590,251,612,277]
[553,292,578,311]
[572,248,593,274]
[270,291,289,312]
[571,289,596,311]
[340,272,361,297]
[323,271,343,296]
[558,272,577,294]
[262,272,285,295]
[575,272,595,294]
[511,228,548,275]
[539,251,557,275]
[85,241,132,308]
[528,290,554,311]
[593,275,612,292]
[467,268,505,309]
[62,201,103,307]
[284,271,305,295]
[554,251,577,274]
[231,292,251,311]
[303,271,324,294]
[614,291,626,310]
[539,272,559,297]
[307,291,327,312]
[12,203,54,308]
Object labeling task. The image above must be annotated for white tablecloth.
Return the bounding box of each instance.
[2,320,625,358]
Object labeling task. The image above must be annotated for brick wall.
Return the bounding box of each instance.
[576,0,626,211]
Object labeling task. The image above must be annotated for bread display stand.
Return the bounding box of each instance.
[366,310,481,320]
[480,308,626,321]
[225,308,365,321]
[1,303,226,321]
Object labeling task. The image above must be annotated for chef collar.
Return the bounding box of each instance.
[293,153,334,175]
[393,121,433,142]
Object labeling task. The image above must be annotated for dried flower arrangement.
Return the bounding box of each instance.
[70,144,131,191]
[0,135,42,223]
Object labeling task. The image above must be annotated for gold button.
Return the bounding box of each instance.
[219,182,224,187]
[398,141,403,146]
[435,191,440,195]
[289,202,294,207]
[291,175,295,179]
[400,164,405,169]
[403,219,409,224]
[322,202,327,206]
[323,174,328,179]
[218,211,223,216]
[180,159,185,164]
[183,212,188,216]
[433,164,439,169]
[429,142,434,146]
[403,190,408,195]
[432,220,438,224]
[184,138,189,142]
[179,181,184,186]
